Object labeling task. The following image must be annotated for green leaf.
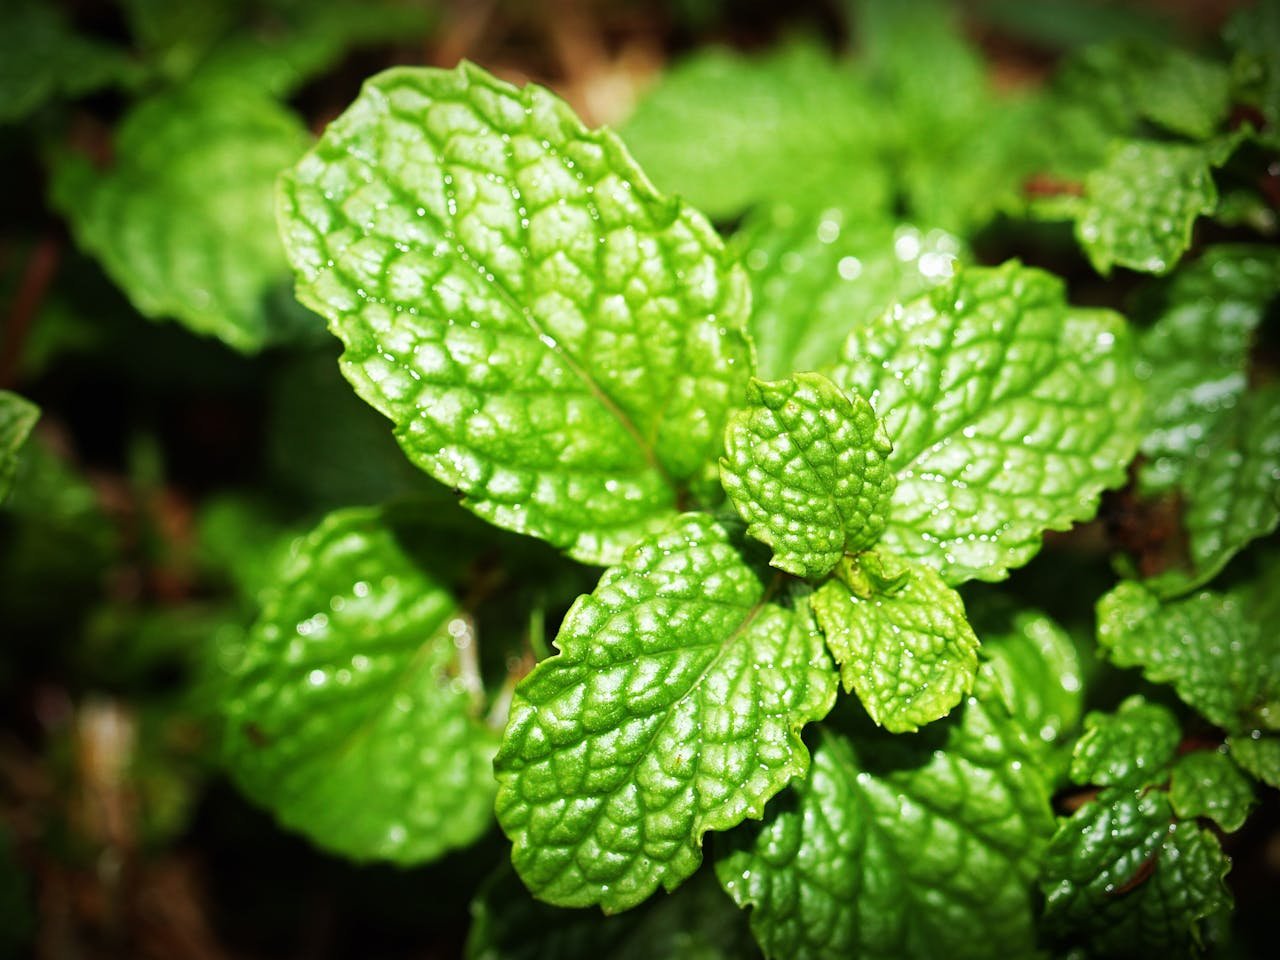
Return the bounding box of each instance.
[719,373,895,579]
[467,864,759,960]
[1228,734,1280,788]
[1179,384,1280,586]
[812,554,978,732]
[52,84,312,353]
[1136,245,1280,495]
[1041,788,1232,958]
[1069,696,1179,788]
[278,63,752,565]
[620,43,884,220]
[717,687,1055,960]
[737,202,962,379]
[0,392,39,505]
[493,513,836,912]
[1224,0,1280,144]
[1126,45,1231,141]
[1074,138,1229,276]
[221,507,499,864]
[0,0,134,124]
[1169,750,1256,832]
[973,601,1083,751]
[1097,582,1280,733]
[829,261,1141,584]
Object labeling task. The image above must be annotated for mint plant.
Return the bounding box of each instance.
[4,0,1280,956]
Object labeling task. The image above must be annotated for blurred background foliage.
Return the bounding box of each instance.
[1,0,1278,957]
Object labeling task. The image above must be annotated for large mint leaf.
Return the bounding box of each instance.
[0,392,39,505]
[52,84,311,353]
[828,261,1141,584]
[1169,750,1257,832]
[279,64,752,565]
[717,686,1055,960]
[1069,696,1179,788]
[221,507,499,864]
[737,202,962,379]
[812,554,978,732]
[493,514,836,911]
[1179,384,1280,586]
[620,43,884,220]
[720,373,895,579]
[1097,582,1280,733]
[1041,787,1232,957]
[467,865,758,960]
[1136,245,1280,495]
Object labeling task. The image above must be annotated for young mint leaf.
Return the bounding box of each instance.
[812,555,978,732]
[1169,750,1257,832]
[1228,734,1280,788]
[493,514,836,912]
[1097,582,1280,733]
[719,373,895,579]
[52,84,312,353]
[717,685,1055,960]
[1074,138,1234,276]
[973,601,1083,751]
[737,202,962,379]
[467,865,758,960]
[1179,384,1280,586]
[1069,696,1179,788]
[620,42,882,219]
[828,261,1141,584]
[0,392,39,505]
[1136,245,1280,495]
[221,507,499,865]
[1041,788,1232,957]
[278,63,752,565]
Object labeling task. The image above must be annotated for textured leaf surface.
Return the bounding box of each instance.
[1041,788,1232,957]
[1169,750,1256,832]
[467,865,758,960]
[1097,582,1280,733]
[829,261,1141,584]
[493,514,836,911]
[620,43,882,219]
[738,203,961,379]
[1075,139,1224,276]
[1136,245,1280,494]
[0,392,40,505]
[720,374,894,578]
[1229,734,1280,788]
[221,508,499,864]
[53,84,311,352]
[717,688,1055,960]
[1180,384,1280,584]
[812,556,978,732]
[279,63,751,564]
[1069,697,1179,788]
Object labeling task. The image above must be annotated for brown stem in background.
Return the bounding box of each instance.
[1,233,61,388]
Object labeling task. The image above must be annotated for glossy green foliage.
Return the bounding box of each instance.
[0,392,39,504]
[1169,750,1256,833]
[278,64,752,565]
[221,508,499,864]
[812,555,978,732]
[467,866,758,960]
[737,203,961,379]
[1069,697,1179,788]
[1097,582,1280,733]
[0,0,133,123]
[53,83,312,352]
[717,685,1055,960]
[1229,734,1280,788]
[829,261,1141,584]
[1136,245,1280,495]
[493,514,836,911]
[720,374,895,578]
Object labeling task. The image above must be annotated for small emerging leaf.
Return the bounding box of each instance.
[1169,750,1257,832]
[0,392,40,505]
[720,373,894,579]
[812,553,978,732]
